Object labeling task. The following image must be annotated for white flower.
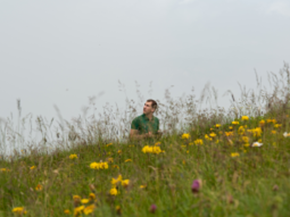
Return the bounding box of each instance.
[252,142,263,147]
[283,132,290,137]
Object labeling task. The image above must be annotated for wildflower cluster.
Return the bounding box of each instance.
[71,193,96,216]
[142,145,164,154]
[90,161,109,170]
[110,174,130,195]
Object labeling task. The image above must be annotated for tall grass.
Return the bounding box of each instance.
[0,63,290,216]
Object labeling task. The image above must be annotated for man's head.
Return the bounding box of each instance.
[143,99,157,115]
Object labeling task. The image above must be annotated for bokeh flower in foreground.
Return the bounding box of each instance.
[69,154,78,159]
[12,207,27,215]
[154,142,161,146]
[142,145,164,154]
[283,132,290,138]
[150,204,157,213]
[30,166,36,170]
[181,133,190,139]
[35,184,43,191]
[140,185,147,189]
[191,179,202,193]
[89,193,96,201]
[90,162,109,170]
[215,124,221,128]
[241,116,249,121]
[83,204,95,215]
[74,205,85,217]
[110,188,118,196]
[64,209,70,214]
[81,199,89,204]
[121,179,130,187]
[232,121,239,125]
[125,159,132,163]
[116,205,122,215]
[231,153,240,158]
[252,142,263,147]
[194,139,203,145]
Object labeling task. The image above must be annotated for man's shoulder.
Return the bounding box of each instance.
[132,115,143,122]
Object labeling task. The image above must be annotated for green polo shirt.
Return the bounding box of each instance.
[131,114,159,134]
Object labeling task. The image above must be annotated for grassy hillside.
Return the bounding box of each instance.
[1,114,290,217]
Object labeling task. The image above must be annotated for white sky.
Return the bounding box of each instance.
[1,0,290,121]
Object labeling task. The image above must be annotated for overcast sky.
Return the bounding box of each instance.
[1,0,290,121]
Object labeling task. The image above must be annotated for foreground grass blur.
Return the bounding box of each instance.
[1,114,290,217]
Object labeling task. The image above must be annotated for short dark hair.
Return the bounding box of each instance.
[147,99,157,110]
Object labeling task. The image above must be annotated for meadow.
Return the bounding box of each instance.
[1,63,290,216]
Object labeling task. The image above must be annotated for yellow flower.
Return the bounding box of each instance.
[241,116,249,121]
[283,132,290,137]
[111,175,122,186]
[121,179,130,187]
[12,207,27,215]
[242,136,249,143]
[89,193,96,201]
[73,195,81,202]
[204,134,211,141]
[125,159,132,163]
[69,154,78,159]
[142,145,164,154]
[215,124,221,128]
[116,205,122,214]
[267,119,276,124]
[140,185,147,189]
[194,139,203,145]
[225,131,233,137]
[274,124,282,128]
[99,162,109,169]
[106,143,113,147]
[238,126,245,135]
[90,162,99,169]
[117,150,122,154]
[30,166,36,170]
[232,121,239,125]
[209,132,216,137]
[271,130,276,134]
[244,143,250,147]
[64,209,70,214]
[1,168,7,172]
[90,162,108,170]
[74,205,85,216]
[35,184,43,191]
[260,120,265,126]
[181,133,190,139]
[154,142,161,146]
[231,152,240,158]
[83,204,95,215]
[248,127,262,137]
[81,199,89,204]
[113,165,119,169]
[107,157,114,163]
[229,126,233,130]
[110,188,118,196]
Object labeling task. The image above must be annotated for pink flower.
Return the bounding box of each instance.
[191,179,202,193]
[150,204,157,213]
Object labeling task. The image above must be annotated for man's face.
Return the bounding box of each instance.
[143,101,155,115]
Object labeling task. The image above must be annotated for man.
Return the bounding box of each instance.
[130,99,160,140]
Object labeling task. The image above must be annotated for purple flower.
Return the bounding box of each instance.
[191,179,202,193]
[150,204,157,213]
